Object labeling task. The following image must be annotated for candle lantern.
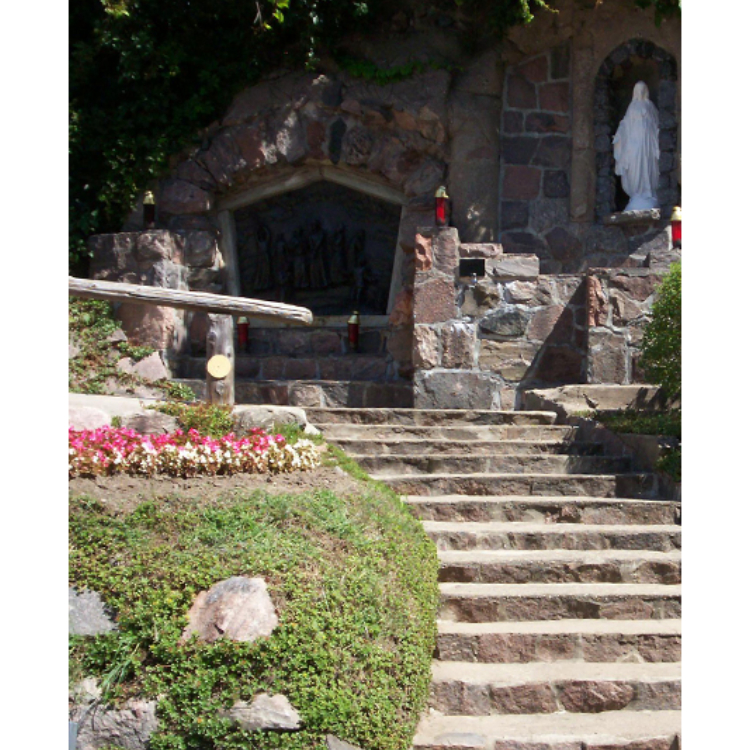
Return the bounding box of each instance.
[670,206,682,248]
[348,310,360,352]
[237,316,249,352]
[435,186,450,227]
[143,191,156,228]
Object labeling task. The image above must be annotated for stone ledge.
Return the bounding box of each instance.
[603,209,661,226]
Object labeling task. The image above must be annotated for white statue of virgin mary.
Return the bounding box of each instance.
[613,81,660,211]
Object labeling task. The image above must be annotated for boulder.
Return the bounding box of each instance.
[120,412,179,435]
[233,405,309,435]
[72,699,158,750]
[69,406,111,431]
[69,588,117,636]
[181,576,278,644]
[219,693,301,731]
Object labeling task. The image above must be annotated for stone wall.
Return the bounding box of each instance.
[585,266,668,386]
[499,44,575,273]
[411,228,589,410]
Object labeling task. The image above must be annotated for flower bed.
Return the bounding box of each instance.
[69,426,320,478]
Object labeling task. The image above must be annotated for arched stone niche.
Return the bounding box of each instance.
[214,166,407,317]
[593,39,679,219]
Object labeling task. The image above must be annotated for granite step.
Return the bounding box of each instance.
[328,437,604,456]
[355,454,633,476]
[379,472,659,498]
[406,496,681,525]
[412,709,681,750]
[438,582,681,623]
[316,423,578,441]
[430,660,681,715]
[306,408,558,426]
[438,549,681,585]
[424,521,681,552]
[435,618,681,663]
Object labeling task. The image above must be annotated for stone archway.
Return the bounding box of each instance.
[593,39,679,219]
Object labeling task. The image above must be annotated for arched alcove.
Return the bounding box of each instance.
[214,166,408,317]
[593,39,679,219]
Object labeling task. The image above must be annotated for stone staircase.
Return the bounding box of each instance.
[307,408,681,750]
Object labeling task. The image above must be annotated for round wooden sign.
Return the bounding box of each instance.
[206,354,232,379]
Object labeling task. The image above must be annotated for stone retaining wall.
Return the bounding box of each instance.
[411,228,591,410]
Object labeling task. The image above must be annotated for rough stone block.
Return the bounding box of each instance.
[501,201,530,230]
[442,322,477,369]
[88,233,139,280]
[413,325,440,369]
[120,411,179,435]
[117,304,176,350]
[518,55,549,83]
[181,576,278,644]
[504,111,524,133]
[460,280,502,317]
[543,170,570,198]
[414,233,433,271]
[219,693,301,731]
[558,681,635,712]
[413,275,456,324]
[487,255,540,280]
[502,136,539,165]
[159,178,213,215]
[503,165,541,200]
[181,230,217,267]
[539,82,570,112]
[588,330,628,384]
[545,227,583,263]
[72,699,158,750]
[525,113,570,134]
[536,345,583,383]
[479,307,531,338]
[532,136,572,169]
[432,228,461,274]
[414,370,504,410]
[507,73,537,109]
[388,289,414,327]
[69,588,117,636]
[460,243,504,259]
[479,340,538,381]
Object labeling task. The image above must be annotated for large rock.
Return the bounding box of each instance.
[72,699,158,750]
[326,735,364,750]
[181,576,278,644]
[120,412,179,435]
[233,405,310,435]
[219,693,301,731]
[69,588,117,636]
[69,406,111,431]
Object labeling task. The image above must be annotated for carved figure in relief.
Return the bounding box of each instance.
[329,224,348,285]
[613,81,660,211]
[291,227,310,289]
[253,223,273,290]
[307,219,329,289]
[273,233,292,302]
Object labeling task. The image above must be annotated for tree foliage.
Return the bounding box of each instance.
[640,262,681,399]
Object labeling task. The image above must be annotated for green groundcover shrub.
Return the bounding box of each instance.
[69,485,439,750]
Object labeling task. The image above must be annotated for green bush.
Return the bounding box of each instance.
[69,486,439,750]
[640,262,681,399]
[149,401,235,438]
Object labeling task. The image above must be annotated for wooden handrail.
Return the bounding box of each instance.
[69,276,314,405]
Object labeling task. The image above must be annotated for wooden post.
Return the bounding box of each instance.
[206,314,235,406]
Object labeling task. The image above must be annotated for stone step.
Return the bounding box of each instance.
[316,423,578,441]
[172,378,413,408]
[329,438,604,456]
[407,496,681,525]
[439,582,681,623]
[430,660,681,715]
[412,709,681,750]
[379,472,659,498]
[355,454,633,476]
[306,408,558,426]
[438,549,681,585]
[436,619,681,663]
[423,522,681,552]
